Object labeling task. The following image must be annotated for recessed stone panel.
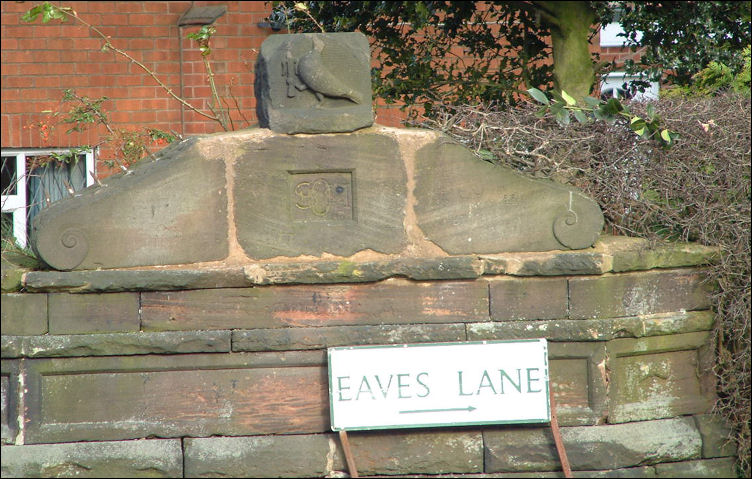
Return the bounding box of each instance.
[23,352,328,443]
[234,133,406,258]
[607,332,716,423]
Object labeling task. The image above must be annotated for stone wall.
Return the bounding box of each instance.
[0,237,737,477]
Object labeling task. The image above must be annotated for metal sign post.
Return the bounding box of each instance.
[328,340,571,478]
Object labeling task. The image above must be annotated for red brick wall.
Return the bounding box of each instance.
[1,1,281,177]
[2,2,623,179]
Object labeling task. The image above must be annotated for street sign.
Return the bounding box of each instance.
[328,339,550,431]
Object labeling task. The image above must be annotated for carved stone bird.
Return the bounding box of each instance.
[289,36,364,105]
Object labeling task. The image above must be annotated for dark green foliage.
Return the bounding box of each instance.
[272,1,554,111]
[272,1,751,112]
[619,1,752,87]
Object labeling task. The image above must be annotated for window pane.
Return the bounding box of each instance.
[26,154,87,229]
[1,155,17,196]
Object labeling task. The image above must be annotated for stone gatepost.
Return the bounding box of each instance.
[1,33,733,478]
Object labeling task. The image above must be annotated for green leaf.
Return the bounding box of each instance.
[646,103,656,121]
[527,88,549,105]
[535,105,549,118]
[573,109,588,124]
[630,117,646,132]
[561,90,577,106]
[660,129,672,142]
[477,149,495,161]
[583,96,601,108]
[555,108,570,126]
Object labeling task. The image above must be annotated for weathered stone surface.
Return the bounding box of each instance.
[1,256,29,293]
[0,439,183,477]
[232,324,466,351]
[489,277,568,320]
[184,434,346,478]
[1,293,47,335]
[547,342,608,426]
[142,280,489,331]
[482,250,611,276]
[654,457,737,478]
[484,417,701,472]
[467,311,715,342]
[23,267,249,293]
[602,236,720,273]
[234,133,406,259]
[23,352,327,443]
[569,269,712,319]
[414,137,604,253]
[2,331,231,358]
[30,137,228,270]
[244,256,483,285]
[347,429,483,475]
[255,32,373,134]
[1,361,18,444]
[694,414,737,458]
[48,292,139,334]
[607,332,716,423]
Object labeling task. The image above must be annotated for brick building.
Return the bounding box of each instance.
[1,1,649,247]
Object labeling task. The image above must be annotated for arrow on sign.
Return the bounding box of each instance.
[399,406,477,414]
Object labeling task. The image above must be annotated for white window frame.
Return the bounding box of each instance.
[600,21,643,48]
[600,71,659,102]
[1,148,95,248]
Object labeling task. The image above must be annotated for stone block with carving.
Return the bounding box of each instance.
[255,32,373,134]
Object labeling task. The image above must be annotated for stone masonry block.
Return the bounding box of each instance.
[694,414,737,459]
[184,434,346,478]
[48,292,139,334]
[142,279,489,331]
[22,352,328,443]
[1,293,47,335]
[654,457,737,478]
[255,32,373,134]
[569,269,712,320]
[2,331,231,358]
[548,342,608,426]
[233,133,406,259]
[484,417,701,472]
[467,311,715,343]
[0,439,183,477]
[1,360,19,445]
[489,277,568,320]
[347,429,483,475]
[232,324,466,351]
[30,138,228,270]
[607,332,716,424]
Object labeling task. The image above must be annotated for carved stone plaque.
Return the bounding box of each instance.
[289,171,354,222]
[255,32,374,134]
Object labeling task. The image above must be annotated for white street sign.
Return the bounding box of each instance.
[328,339,550,431]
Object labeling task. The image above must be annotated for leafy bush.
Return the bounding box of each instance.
[413,91,751,476]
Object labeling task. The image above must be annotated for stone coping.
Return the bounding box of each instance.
[7,235,717,293]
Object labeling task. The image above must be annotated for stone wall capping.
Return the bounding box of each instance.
[2,330,232,359]
[18,236,718,293]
